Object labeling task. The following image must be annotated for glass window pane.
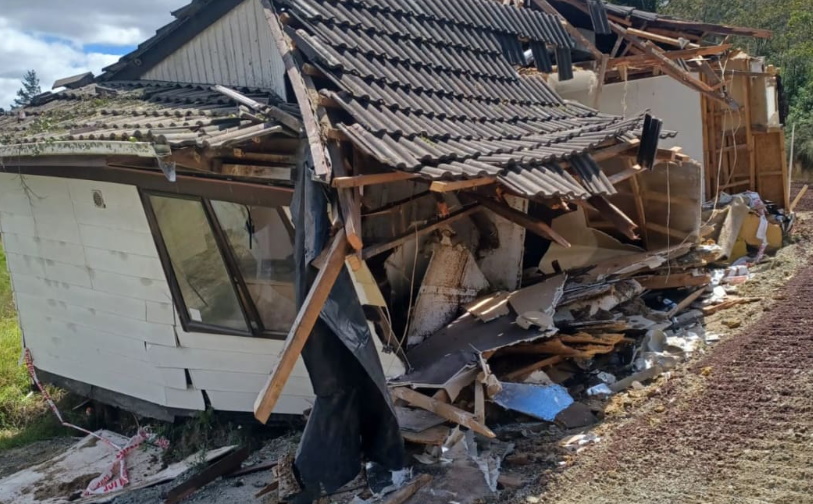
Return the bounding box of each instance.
[211,201,296,333]
[149,195,248,332]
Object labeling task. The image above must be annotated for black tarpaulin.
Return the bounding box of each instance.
[289,150,404,502]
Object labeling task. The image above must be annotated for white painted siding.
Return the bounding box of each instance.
[0,173,404,416]
[142,0,287,99]
[554,73,705,164]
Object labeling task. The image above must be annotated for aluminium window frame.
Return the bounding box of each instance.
[140,189,291,340]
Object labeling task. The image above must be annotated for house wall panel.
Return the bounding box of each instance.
[206,390,313,415]
[142,0,287,99]
[1,173,402,416]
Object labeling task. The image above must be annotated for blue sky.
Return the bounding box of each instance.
[0,1,189,108]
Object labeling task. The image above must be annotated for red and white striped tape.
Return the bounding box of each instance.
[24,348,170,497]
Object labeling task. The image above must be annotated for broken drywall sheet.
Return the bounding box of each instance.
[407,242,491,346]
[508,274,567,317]
[540,207,641,275]
[0,430,234,504]
[465,291,511,322]
[492,382,574,422]
[396,406,447,433]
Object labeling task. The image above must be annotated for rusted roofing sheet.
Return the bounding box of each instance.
[0,81,296,150]
[280,0,657,199]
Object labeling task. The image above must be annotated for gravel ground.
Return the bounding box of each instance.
[507,183,813,504]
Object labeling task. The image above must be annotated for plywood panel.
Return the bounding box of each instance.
[177,331,284,355]
[1,233,86,266]
[84,248,165,281]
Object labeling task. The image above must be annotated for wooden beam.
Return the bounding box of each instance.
[381,474,433,504]
[254,229,349,423]
[164,447,250,504]
[231,149,297,164]
[261,0,332,180]
[637,273,711,290]
[361,205,481,259]
[391,387,495,438]
[592,139,640,162]
[531,0,603,61]
[610,44,732,68]
[333,171,421,188]
[587,195,639,240]
[466,193,571,248]
[629,174,648,249]
[430,177,496,192]
[212,84,302,132]
[626,27,699,49]
[610,21,739,110]
[608,165,643,184]
[218,163,292,180]
[790,184,809,213]
[332,153,364,251]
[667,287,707,318]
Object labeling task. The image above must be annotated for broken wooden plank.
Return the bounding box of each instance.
[637,273,711,290]
[430,177,496,192]
[503,355,564,382]
[668,287,707,318]
[466,193,571,248]
[625,27,700,49]
[224,460,279,479]
[391,387,496,438]
[702,297,760,315]
[610,22,739,110]
[254,481,279,499]
[587,195,639,240]
[164,446,250,504]
[382,474,433,504]
[211,84,302,132]
[608,164,643,184]
[332,171,421,188]
[790,184,809,213]
[254,230,349,423]
[260,0,331,179]
[361,205,481,259]
[402,425,451,446]
[332,154,364,251]
[610,44,732,68]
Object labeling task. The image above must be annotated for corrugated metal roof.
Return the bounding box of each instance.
[281,0,657,198]
[0,81,297,150]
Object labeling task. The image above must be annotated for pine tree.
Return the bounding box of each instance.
[12,70,41,108]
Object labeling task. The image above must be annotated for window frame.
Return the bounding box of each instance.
[141,190,292,340]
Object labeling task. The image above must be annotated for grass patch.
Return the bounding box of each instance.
[0,242,72,450]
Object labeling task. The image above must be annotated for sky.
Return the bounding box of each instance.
[0,1,190,109]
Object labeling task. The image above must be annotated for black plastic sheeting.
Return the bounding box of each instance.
[288,150,404,503]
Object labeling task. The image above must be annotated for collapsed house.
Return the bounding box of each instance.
[0,0,791,501]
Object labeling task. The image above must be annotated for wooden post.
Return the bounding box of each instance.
[586,195,639,240]
[260,0,332,180]
[254,229,349,423]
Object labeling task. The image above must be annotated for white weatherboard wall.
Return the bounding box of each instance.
[554,73,705,164]
[142,0,287,99]
[0,173,403,415]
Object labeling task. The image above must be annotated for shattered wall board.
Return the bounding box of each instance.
[540,207,642,274]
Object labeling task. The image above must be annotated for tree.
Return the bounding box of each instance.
[12,70,41,108]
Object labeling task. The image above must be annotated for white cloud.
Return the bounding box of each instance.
[0,0,187,108]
